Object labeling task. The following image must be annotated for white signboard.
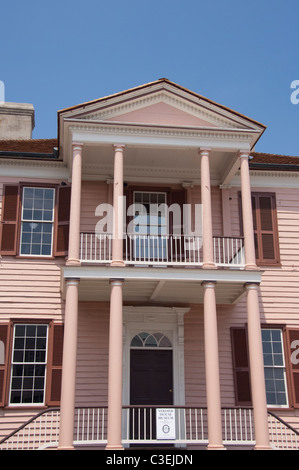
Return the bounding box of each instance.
[156,408,176,440]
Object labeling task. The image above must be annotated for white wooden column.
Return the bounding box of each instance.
[67,142,83,266]
[239,151,257,270]
[246,283,271,450]
[203,281,224,449]
[111,145,125,267]
[106,279,124,450]
[200,148,215,269]
[58,278,79,450]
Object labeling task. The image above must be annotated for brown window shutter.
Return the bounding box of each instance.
[0,323,11,407]
[252,193,280,265]
[46,323,64,406]
[0,185,20,255]
[286,328,299,408]
[54,186,71,257]
[231,327,252,406]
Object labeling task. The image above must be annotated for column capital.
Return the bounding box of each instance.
[239,149,251,159]
[199,147,211,156]
[201,280,217,287]
[65,278,80,285]
[244,282,260,289]
[113,144,125,153]
[72,142,84,151]
[110,278,124,286]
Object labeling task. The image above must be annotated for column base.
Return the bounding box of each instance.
[202,262,217,270]
[245,263,259,270]
[105,444,125,451]
[254,445,272,450]
[66,259,81,266]
[110,260,125,267]
[206,444,226,450]
[57,445,75,450]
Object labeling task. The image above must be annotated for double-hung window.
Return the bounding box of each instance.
[9,324,48,405]
[0,322,63,408]
[132,191,167,260]
[20,187,55,257]
[262,328,288,407]
[0,184,70,257]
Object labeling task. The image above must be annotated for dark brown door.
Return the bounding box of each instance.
[130,349,173,441]
[130,349,173,405]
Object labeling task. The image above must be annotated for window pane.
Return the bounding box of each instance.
[15,325,25,337]
[145,335,158,347]
[130,335,143,347]
[13,351,24,362]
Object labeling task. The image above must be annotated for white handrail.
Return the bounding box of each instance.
[80,233,245,268]
[268,412,299,450]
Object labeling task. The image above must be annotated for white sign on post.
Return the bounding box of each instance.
[156,408,176,440]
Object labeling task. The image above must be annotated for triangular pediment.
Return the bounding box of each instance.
[106,101,219,128]
[60,79,265,133]
[71,92,250,130]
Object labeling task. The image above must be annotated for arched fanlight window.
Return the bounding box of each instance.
[130,332,172,348]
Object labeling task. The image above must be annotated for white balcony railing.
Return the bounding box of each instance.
[80,233,245,268]
[1,407,298,450]
[121,406,255,446]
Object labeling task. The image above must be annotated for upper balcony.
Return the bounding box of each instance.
[80,232,245,269]
[59,79,265,291]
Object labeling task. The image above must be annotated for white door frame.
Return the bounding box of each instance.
[122,306,190,408]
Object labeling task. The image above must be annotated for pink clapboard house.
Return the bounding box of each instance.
[0,79,299,450]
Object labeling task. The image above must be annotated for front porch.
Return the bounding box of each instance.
[56,272,271,451]
[1,406,298,450]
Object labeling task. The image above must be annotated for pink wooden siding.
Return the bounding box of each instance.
[189,185,223,237]
[1,175,299,440]
[76,302,109,407]
[0,179,64,322]
[80,181,109,233]
[184,184,299,430]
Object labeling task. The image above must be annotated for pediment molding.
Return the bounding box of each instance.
[81,162,201,179]
[69,122,255,145]
[75,90,247,130]
[60,80,265,155]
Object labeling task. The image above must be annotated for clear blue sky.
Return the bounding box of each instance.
[1,0,298,156]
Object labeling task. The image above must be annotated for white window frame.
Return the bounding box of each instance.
[9,324,49,406]
[19,186,55,257]
[132,191,168,260]
[262,328,289,408]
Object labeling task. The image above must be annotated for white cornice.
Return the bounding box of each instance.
[69,122,254,150]
[0,158,69,179]
[230,170,299,188]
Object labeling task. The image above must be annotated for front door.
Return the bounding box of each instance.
[130,349,173,441]
[130,349,173,405]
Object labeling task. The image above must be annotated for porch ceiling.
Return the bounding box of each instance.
[74,278,245,305]
[62,265,262,305]
[80,143,239,185]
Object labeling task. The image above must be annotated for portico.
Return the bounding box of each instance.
[57,79,270,450]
